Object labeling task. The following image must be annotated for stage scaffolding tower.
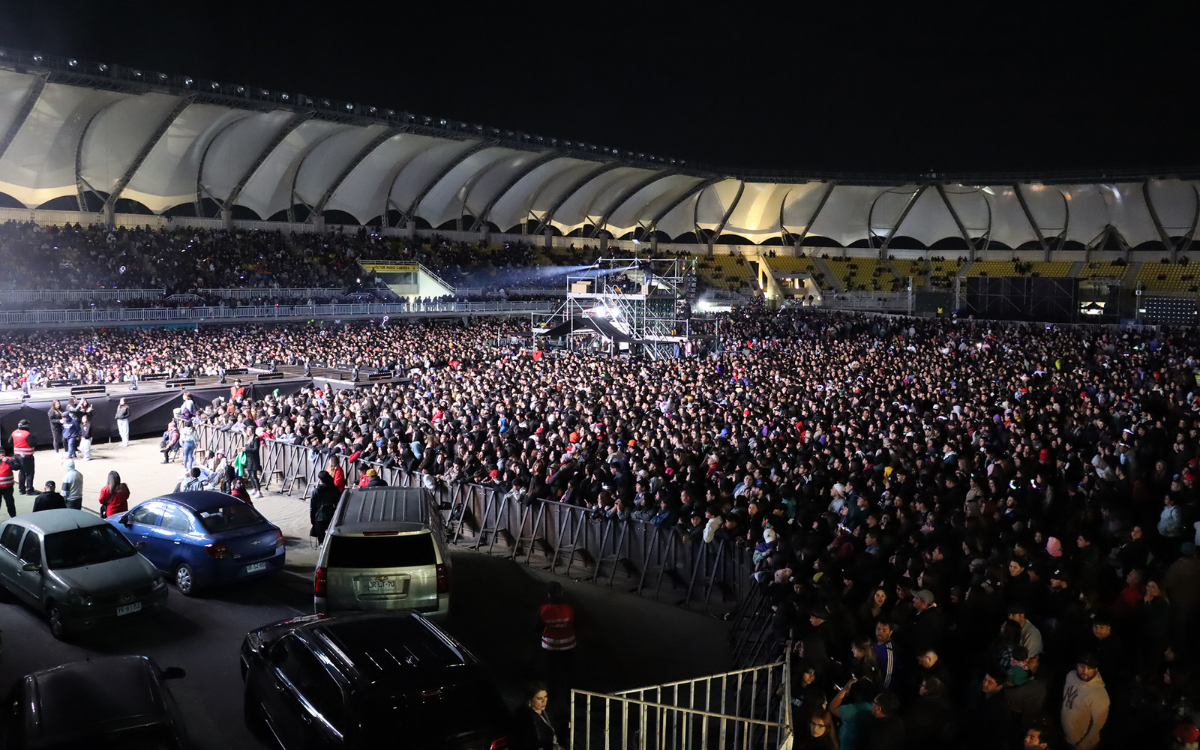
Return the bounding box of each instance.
[531,256,694,360]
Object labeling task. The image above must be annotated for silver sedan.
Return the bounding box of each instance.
[0,509,168,639]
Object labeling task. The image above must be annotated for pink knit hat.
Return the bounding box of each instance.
[1046,537,1063,557]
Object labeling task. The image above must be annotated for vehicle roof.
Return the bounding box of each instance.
[148,491,243,512]
[15,509,106,535]
[332,487,432,531]
[305,613,474,692]
[332,521,430,536]
[28,656,168,741]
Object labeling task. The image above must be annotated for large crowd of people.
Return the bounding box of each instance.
[6,307,1200,749]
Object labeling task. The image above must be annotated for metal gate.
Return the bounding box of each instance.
[570,657,792,750]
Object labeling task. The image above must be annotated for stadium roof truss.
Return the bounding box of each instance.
[2,48,1200,249]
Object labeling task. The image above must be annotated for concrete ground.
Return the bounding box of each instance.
[0,437,735,748]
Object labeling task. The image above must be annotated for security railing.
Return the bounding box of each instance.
[0,300,554,326]
[193,424,752,616]
[570,657,792,750]
[196,288,347,300]
[0,288,166,302]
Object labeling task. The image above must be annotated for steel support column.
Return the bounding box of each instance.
[305,128,401,224]
[103,96,195,225]
[935,184,976,257]
[643,176,719,237]
[398,140,491,226]
[532,161,620,236]
[0,73,46,165]
[1178,184,1200,257]
[1142,180,1178,261]
[1013,183,1051,257]
[222,111,314,223]
[879,185,927,257]
[194,115,251,220]
[709,180,745,246]
[75,103,118,213]
[588,169,679,239]
[474,151,559,232]
[792,181,836,248]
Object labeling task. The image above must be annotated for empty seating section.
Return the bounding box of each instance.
[764,256,830,290]
[1077,262,1127,280]
[695,254,755,291]
[967,261,1073,278]
[824,258,905,292]
[1137,263,1200,293]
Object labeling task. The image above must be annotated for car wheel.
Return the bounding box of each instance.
[47,603,68,641]
[174,563,198,597]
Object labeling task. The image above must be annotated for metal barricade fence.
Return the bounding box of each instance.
[193,424,754,615]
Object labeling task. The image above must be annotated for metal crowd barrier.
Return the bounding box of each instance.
[194,424,752,614]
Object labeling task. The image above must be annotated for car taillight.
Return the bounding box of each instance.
[315,567,327,597]
[275,530,284,547]
[436,563,450,595]
[490,736,511,750]
[205,542,231,559]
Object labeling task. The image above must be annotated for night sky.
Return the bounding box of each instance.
[0,3,1195,178]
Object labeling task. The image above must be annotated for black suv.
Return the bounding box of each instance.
[241,611,512,749]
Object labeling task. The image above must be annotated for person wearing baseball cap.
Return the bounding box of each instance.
[1060,652,1109,750]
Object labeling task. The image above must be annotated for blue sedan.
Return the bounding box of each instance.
[108,492,285,596]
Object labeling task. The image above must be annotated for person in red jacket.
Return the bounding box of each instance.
[325,456,346,494]
[539,581,576,731]
[9,419,34,495]
[0,449,15,518]
[97,471,130,519]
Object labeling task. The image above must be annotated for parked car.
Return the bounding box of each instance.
[109,491,285,596]
[0,655,191,749]
[313,487,451,620]
[0,509,168,639]
[241,611,511,750]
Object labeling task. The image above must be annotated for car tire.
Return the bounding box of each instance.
[174,563,198,597]
[47,603,68,641]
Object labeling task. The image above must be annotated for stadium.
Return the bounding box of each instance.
[0,32,1198,750]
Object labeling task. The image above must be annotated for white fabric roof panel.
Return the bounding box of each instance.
[1145,179,1198,236]
[655,190,703,239]
[695,179,742,228]
[1059,184,1110,246]
[123,104,252,214]
[941,187,991,238]
[0,82,126,207]
[0,71,37,154]
[1099,183,1157,247]
[867,186,922,238]
[197,109,296,206]
[551,166,644,232]
[461,149,553,222]
[384,139,479,217]
[292,123,392,208]
[324,132,442,224]
[488,157,590,232]
[981,186,1038,249]
[722,182,800,242]
[891,187,960,247]
[525,160,604,218]
[780,183,836,233]
[236,119,350,220]
[417,146,522,228]
[607,174,701,234]
[79,93,184,197]
[808,186,887,246]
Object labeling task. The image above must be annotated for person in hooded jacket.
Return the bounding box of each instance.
[310,471,340,544]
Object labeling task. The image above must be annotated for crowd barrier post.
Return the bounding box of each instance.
[590,517,634,586]
[508,500,550,564]
[473,488,514,554]
[636,527,684,599]
[548,505,597,578]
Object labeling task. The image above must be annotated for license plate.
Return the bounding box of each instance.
[245,562,268,574]
[364,579,398,593]
[116,602,142,616]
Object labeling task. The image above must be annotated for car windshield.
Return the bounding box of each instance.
[328,533,436,568]
[194,504,265,533]
[44,526,137,570]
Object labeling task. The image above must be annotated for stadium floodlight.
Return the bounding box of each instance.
[439,119,447,125]
[345,103,353,110]
[211,82,219,90]
[386,109,394,116]
[262,89,269,96]
[236,86,245,94]
[280,93,289,100]
[423,116,431,124]
[132,69,142,77]
[322,99,331,107]
[159,73,168,81]
[67,59,77,67]
[368,106,376,113]
[184,78,193,86]
[550,138,557,146]
[97,64,107,72]
[32,55,42,64]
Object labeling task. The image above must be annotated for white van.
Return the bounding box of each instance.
[313,487,451,621]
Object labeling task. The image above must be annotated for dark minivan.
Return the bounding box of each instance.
[241,611,511,750]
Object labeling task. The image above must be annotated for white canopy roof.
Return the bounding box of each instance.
[0,63,1197,249]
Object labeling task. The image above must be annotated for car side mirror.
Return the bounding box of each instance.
[21,563,40,573]
[135,542,147,551]
[160,666,186,680]
[121,515,133,527]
